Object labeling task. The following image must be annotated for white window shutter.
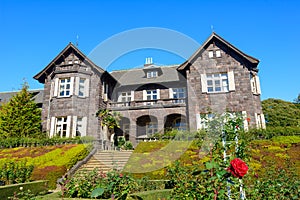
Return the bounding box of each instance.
[82,117,87,137]
[72,116,77,138]
[157,89,160,99]
[54,78,59,97]
[228,71,236,91]
[196,113,201,130]
[117,92,122,102]
[70,77,74,96]
[169,88,174,98]
[200,74,208,93]
[131,91,135,101]
[143,90,147,100]
[66,116,71,138]
[254,113,259,128]
[242,111,249,131]
[101,82,105,97]
[75,77,79,96]
[261,113,266,129]
[85,79,89,97]
[50,81,54,99]
[255,76,261,94]
[50,117,56,138]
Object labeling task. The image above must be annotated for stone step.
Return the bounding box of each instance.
[76,150,133,174]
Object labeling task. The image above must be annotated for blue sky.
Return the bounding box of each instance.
[0,0,299,102]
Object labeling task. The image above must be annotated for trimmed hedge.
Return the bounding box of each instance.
[0,136,94,149]
[128,189,172,200]
[0,180,48,200]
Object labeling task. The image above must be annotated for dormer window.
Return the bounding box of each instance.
[147,71,158,78]
[208,49,222,58]
[216,50,221,57]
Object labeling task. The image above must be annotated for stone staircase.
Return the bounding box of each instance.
[77,150,133,173]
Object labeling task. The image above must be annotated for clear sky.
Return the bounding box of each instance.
[0,0,299,102]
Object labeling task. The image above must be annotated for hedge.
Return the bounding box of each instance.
[128,189,172,200]
[0,180,48,200]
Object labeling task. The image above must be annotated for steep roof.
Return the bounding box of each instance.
[33,43,105,83]
[0,89,44,106]
[178,32,259,70]
[110,65,182,86]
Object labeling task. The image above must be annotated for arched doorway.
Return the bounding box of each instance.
[136,115,158,138]
[164,114,187,131]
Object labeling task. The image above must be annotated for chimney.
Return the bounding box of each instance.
[144,57,153,67]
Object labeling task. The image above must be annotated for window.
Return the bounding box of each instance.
[172,88,186,103]
[55,117,68,137]
[208,51,214,58]
[147,90,158,101]
[122,123,130,135]
[76,117,83,137]
[206,73,229,93]
[147,71,158,78]
[250,74,261,94]
[208,50,222,58]
[59,78,71,97]
[216,50,221,57]
[120,92,132,102]
[78,78,85,97]
[172,117,187,131]
[146,122,158,135]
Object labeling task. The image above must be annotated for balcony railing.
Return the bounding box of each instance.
[108,98,186,110]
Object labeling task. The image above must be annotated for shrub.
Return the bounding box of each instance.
[0,161,34,185]
[0,180,48,200]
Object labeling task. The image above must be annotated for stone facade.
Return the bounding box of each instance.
[33,33,265,145]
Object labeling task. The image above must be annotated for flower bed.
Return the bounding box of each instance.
[0,144,91,189]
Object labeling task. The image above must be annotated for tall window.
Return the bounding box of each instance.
[56,117,68,137]
[78,78,85,97]
[146,122,158,135]
[173,88,186,103]
[76,117,83,137]
[206,73,229,93]
[147,71,158,78]
[59,78,71,97]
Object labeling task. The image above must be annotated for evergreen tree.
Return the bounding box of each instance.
[0,83,41,138]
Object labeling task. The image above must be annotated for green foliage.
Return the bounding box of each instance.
[0,161,34,185]
[0,180,48,200]
[262,98,300,127]
[0,136,94,149]
[128,189,172,200]
[0,82,42,139]
[64,169,139,199]
[0,144,91,189]
[96,109,121,129]
[117,137,134,150]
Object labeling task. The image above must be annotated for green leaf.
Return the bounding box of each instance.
[91,187,104,198]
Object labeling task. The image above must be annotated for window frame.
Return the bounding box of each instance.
[58,78,72,97]
[172,88,186,103]
[55,117,68,137]
[146,122,158,135]
[147,71,158,78]
[206,73,229,93]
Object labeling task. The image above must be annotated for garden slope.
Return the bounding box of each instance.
[0,144,91,188]
[124,136,300,179]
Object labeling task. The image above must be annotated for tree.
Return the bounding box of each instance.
[294,93,300,104]
[96,109,121,141]
[0,82,41,138]
[262,98,300,127]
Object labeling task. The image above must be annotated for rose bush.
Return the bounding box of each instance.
[227,158,248,178]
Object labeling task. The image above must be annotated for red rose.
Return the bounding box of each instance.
[119,173,123,178]
[227,158,248,178]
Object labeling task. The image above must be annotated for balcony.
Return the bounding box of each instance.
[108,98,186,110]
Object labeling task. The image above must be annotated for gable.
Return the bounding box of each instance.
[33,43,105,83]
[178,32,259,72]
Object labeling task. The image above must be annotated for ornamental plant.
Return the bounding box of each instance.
[168,113,249,199]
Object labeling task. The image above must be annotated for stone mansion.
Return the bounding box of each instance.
[30,32,265,145]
